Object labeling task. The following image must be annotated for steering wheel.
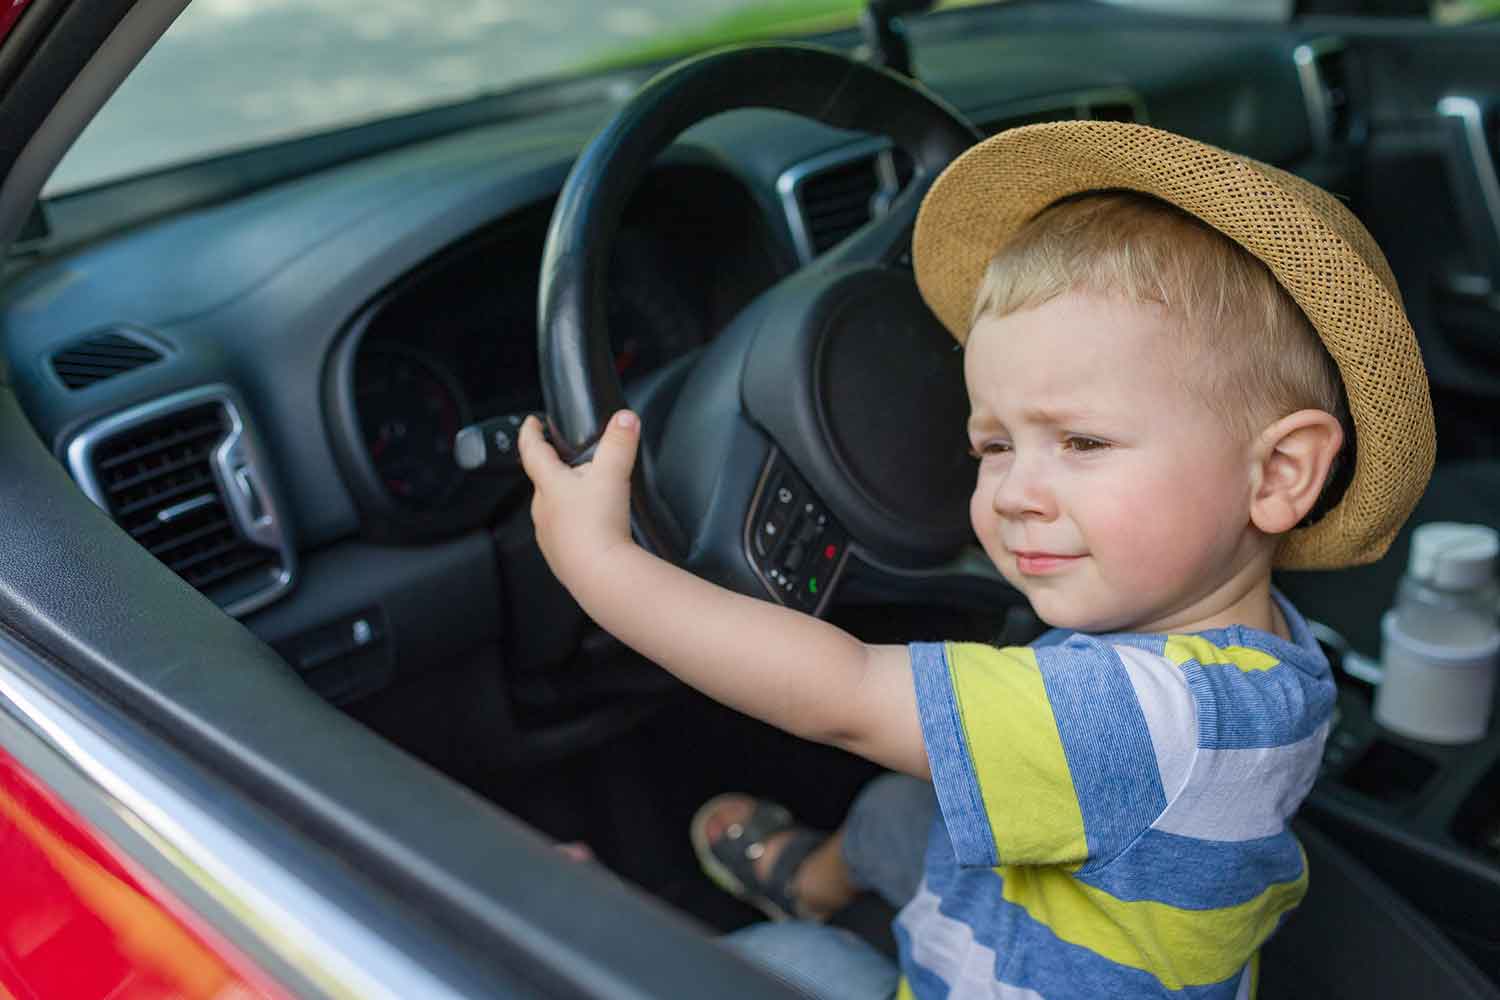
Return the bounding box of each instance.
[538,44,994,615]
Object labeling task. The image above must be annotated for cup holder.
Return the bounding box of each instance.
[1338,739,1439,805]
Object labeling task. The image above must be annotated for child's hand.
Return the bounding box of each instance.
[518,410,640,588]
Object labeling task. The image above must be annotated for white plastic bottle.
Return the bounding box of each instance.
[1374,522,1500,744]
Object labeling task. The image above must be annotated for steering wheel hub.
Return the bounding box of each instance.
[743,266,974,567]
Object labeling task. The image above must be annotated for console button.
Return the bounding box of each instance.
[756,505,790,557]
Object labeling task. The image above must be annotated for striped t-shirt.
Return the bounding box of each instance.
[898,594,1334,999]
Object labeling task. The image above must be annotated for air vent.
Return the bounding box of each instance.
[1296,39,1354,151]
[66,387,294,617]
[787,148,914,260]
[51,329,163,390]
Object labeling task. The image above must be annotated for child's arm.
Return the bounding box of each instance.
[518,410,930,780]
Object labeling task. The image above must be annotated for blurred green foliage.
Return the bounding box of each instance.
[1433,0,1500,22]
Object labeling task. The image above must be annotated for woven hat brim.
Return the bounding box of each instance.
[913,121,1434,570]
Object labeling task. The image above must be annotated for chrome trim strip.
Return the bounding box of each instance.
[1438,96,1500,251]
[775,88,1148,265]
[0,633,461,1000]
[63,384,295,617]
[1294,37,1346,153]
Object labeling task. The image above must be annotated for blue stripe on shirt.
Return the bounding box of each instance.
[910,641,999,868]
[1036,637,1166,866]
[1182,660,1335,749]
[1075,827,1307,909]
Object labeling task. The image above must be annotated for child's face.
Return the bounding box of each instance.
[965,290,1265,634]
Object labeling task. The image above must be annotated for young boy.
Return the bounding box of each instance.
[517,122,1435,999]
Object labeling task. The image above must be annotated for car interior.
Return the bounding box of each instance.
[3,0,1500,995]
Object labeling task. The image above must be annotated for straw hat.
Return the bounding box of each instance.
[913,120,1434,570]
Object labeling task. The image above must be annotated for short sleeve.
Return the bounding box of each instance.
[910,638,1170,869]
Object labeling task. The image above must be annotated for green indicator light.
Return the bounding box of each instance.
[808,577,818,594]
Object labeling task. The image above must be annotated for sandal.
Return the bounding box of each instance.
[690,793,826,922]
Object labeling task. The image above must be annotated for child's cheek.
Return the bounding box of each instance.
[1084,474,1176,573]
[1092,473,1234,592]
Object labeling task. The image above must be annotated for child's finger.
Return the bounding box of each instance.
[590,410,640,481]
[517,414,564,486]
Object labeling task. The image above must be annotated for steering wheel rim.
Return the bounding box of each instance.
[538,44,977,559]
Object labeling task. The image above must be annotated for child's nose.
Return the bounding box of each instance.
[991,452,1054,519]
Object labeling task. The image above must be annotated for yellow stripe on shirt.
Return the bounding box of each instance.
[946,643,1088,866]
[1164,635,1279,673]
[999,849,1307,989]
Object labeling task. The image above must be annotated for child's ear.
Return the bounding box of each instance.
[1249,409,1345,536]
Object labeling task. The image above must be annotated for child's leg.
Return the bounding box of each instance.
[839,773,936,909]
[697,774,936,918]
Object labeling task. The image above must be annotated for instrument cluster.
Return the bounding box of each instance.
[331,166,785,537]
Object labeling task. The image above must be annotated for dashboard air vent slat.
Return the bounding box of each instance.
[95,416,222,472]
[110,472,220,519]
[139,516,235,552]
[51,330,163,390]
[191,552,280,591]
[85,400,282,606]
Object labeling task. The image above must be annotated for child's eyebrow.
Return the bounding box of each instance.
[969,407,1097,433]
[966,413,1001,435]
[1018,405,1096,426]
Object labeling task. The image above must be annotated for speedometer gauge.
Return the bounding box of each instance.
[354,346,470,510]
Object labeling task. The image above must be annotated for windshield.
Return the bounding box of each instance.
[56,0,1439,197]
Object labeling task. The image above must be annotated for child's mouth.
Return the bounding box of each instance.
[1013,551,1082,575]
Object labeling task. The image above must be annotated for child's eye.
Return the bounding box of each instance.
[1063,436,1110,453]
[967,441,1011,459]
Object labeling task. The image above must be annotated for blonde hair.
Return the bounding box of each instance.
[970,191,1350,451]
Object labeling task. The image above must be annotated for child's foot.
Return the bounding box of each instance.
[690,794,854,922]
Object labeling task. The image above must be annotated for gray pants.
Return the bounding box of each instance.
[723,774,936,1000]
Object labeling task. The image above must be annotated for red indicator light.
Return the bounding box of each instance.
[824,544,837,560]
